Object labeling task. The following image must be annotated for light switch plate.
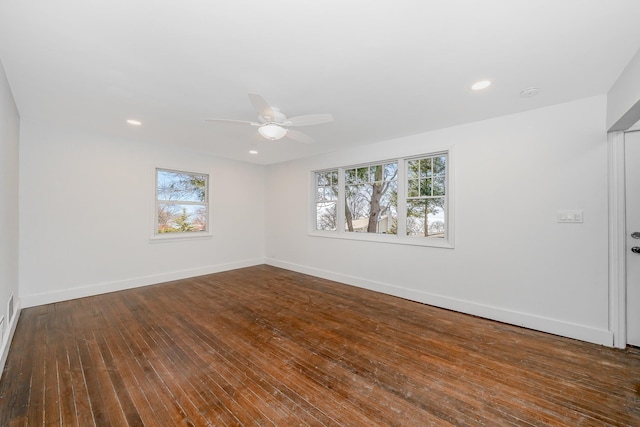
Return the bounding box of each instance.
[557,210,583,223]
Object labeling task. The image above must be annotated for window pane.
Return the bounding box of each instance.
[407,160,419,179]
[420,178,431,196]
[406,199,445,238]
[345,163,397,234]
[382,180,398,235]
[318,186,338,202]
[408,179,419,198]
[427,201,445,237]
[356,167,368,184]
[433,176,446,196]
[329,170,338,185]
[420,158,431,178]
[406,200,426,236]
[370,164,384,183]
[315,170,339,230]
[157,170,207,202]
[434,155,446,175]
[385,163,398,180]
[316,201,337,231]
[156,168,209,237]
[317,172,328,186]
[157,203,207,233]
[345,168,357,185]
[326,187,334,201]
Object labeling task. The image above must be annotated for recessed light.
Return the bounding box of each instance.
[249,150,258,155]
[520,87,540,98]
[126,119,142,126]
[471,80,491,91]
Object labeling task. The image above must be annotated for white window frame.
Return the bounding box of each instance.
[309,147,454,248]
[151,167,212,242]
[314,169,340,232]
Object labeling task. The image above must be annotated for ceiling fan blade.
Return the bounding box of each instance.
[205,118,259,126]
[285,114,334,127]
[286,129,314,144]
[248,93,275,120]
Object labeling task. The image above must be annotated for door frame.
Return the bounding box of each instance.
[609,125,640,348]
[608,130,627,348]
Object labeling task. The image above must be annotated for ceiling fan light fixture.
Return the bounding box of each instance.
[258,123,287,140]
[205,93,328,144]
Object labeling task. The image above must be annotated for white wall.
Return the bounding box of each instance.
[607,47,640,131]
[266,95,612,346]
[12,94,615,347]
[0,58,20,368]
[19,120,266,306]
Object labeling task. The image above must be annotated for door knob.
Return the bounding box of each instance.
[633,247,640,254]
[632,232,640,239]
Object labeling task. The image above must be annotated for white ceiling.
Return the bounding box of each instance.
[1,1,639,165]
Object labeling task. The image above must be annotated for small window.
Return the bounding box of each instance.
[155,168,209,235]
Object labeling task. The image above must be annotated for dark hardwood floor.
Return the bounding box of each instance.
[1,265,639,426]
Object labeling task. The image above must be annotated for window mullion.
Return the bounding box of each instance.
[397,159,407,237]
[337,167,346,234]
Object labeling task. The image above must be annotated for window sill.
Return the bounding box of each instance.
[308,230,454,248]
[150,232,213,243]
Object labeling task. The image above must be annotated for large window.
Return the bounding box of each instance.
[312,150,452,247]
[155,168,209,236]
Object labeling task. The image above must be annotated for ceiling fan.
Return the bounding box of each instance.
[206,93,333,144]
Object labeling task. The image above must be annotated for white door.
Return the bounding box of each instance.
[626,130,640,346]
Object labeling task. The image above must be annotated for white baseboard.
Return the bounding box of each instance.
[16,257,615,347]
[0,299,21,375]
[20,258,265,308]
[266,258,614,347]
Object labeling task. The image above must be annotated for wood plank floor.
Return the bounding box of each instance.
[1,265,639,426]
